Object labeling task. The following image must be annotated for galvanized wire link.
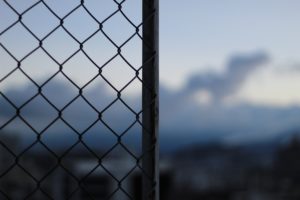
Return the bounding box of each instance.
[0,0,158,199]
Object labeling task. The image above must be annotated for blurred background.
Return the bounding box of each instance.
[1,0,300,199]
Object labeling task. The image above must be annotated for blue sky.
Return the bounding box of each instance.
[1,1,300,148]
[161,0,300,70]
[2,0,300,102]
[160,1,300,105]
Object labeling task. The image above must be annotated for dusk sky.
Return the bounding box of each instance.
[160,0,300,106]
[2,0,300,105]
[1,1,300,148]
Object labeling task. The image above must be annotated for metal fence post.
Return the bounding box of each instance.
[142,0,159,200]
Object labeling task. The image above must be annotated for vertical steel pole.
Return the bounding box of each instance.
[142,0,159,200]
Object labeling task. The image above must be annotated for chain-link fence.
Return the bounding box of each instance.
[0,0,158,199]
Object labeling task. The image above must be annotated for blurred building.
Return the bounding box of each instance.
[1,133,300,199]
[0,136,172,200]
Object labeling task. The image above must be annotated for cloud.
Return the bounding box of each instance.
[184,51,269,100]
[0,79,142,151]
[0,79,138,136]
[276,62,300,73]
[159,51,271,127]
[1,51,300,151]
[159,51,300,147]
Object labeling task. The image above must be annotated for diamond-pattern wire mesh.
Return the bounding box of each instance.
[0,0,158,199]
